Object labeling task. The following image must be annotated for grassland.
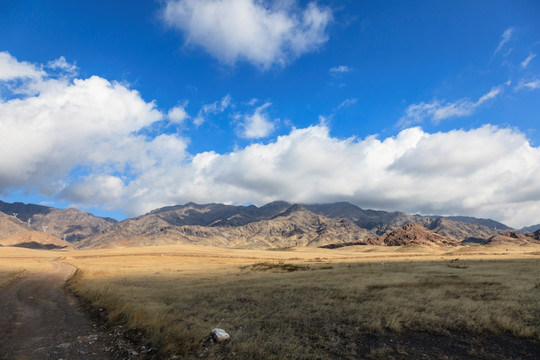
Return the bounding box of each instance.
[0,247,53,288]
[57,244,540,359]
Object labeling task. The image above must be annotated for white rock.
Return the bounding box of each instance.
[211,328,230,343]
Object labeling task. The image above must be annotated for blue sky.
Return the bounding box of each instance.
[1,0,540,227]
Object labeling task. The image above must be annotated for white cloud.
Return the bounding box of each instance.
[111,124,540,228]
[237,102,276,138]
[0,51,45,81]
[168,105,189,123]
[337,98,357,109]
[521,53,536,69]
[399,85,504,126]
[0,52,186,209]
[3,53,540,228]
[161,0,332,68]
[495,27,514,54]
[330,65,352,75]
[194,94,231,126]
[47,56,78,74]
[515,79,540,91]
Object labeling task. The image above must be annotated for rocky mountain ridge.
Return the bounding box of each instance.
[0,200,538,249]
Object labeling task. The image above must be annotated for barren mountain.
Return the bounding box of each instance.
[368,223,461,247]
[0,201,117,242]
[0,201,51,222]
[444,216,511,230]
[303,202,421,234]
[0,231,74,249]
[0,200,523,249]
[301,203,504,240]
[28,208,117,242]
[0,212,29,240]
[148,201,292,227]
[417,217,500,243]
[78,204,372,249]
[483,230,540,246]
[520,224,540,234]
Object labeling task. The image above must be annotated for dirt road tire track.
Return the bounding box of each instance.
[0,261,114,359]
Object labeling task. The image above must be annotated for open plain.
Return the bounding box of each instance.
[0,244,538,359]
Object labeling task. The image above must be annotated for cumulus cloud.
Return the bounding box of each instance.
[495,27,514,54]
[399,86,504,127]
[109,124,540,228]
[237,102,276,138]
[168,104,189,123]
[3,53,540,228]
[161,0,332,68]
[0,52,186,209]
[0,51,45,80]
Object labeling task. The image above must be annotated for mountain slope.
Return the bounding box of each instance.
[79,204,372,249]
[444,216,511,230]
[0,201,117,242]
[29,208,117,242]
[0,201,51,222]
[418,217,500,242]
[147,201,292,227]
[0,200,516,249]
[0,231,74,250]
[483,230,540,246]
[368,223,461,247]
[0,212,29,240]
[303,202,420,234]
[520,224,540,234]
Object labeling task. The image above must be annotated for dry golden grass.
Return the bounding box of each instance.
[0,247,54,289]
[58,244,540,359]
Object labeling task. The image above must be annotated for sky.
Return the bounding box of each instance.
[1,0,540,228]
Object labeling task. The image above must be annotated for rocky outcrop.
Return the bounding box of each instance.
[367,223,461,247]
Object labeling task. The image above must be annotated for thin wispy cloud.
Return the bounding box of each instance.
[399,86,504,127]
[515,79,540,91]
[521,53,536,69]
[330,65,352,76]
[46,56,78,75]
[494,27,514,54]
[194,95,231,126]
[337,98,357,109]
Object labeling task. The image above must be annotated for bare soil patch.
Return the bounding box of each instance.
[0,261,115,359]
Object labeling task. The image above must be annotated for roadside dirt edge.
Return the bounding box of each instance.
[64,267,161,359]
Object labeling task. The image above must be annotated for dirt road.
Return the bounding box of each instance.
[0,261,114,360]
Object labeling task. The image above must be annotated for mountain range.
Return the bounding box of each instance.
[0,200,538,249]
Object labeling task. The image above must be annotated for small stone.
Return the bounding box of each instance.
[211,328,230,343]
[56,342,71,348]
